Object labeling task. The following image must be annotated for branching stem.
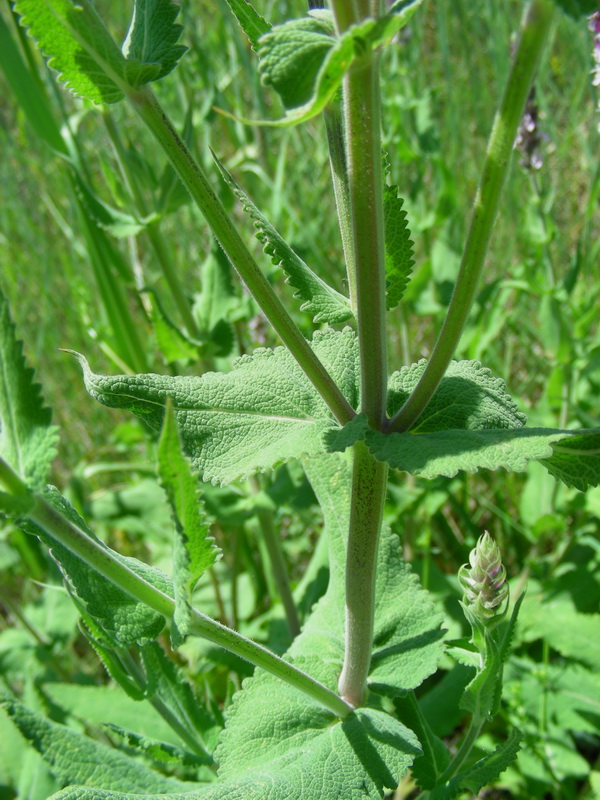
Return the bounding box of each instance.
[387,0,555,433]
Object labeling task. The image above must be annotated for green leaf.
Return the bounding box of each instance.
[0,693,191,794]
[74,175,148,238]
[122,0,187,83]
[22,487,171,647]
[551,0,598,18]
[223,0,271,47]
[384,185,414,310]
[249,0,425,126]
[365,426,600,489]
[104,724,211,769]
[145,288,203,363]
[75,328,360,486]
[430,728,523,800]
[0,288,58,491]
[212,153,352,324]
[157,401,220,642]
[14,0,185,105]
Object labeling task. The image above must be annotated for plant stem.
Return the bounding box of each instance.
[387,0,555,433]
[0,461,352,719]
[126,86,354,428]
[338,443,388,706]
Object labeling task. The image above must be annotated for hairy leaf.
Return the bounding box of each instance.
[0,694,191,793]
[213,154,352,323]
[430,729,523,800]
[75,328,360,486]
[14,0,186,105]
[0,288,58,490]
[250,0,425,126]
[157,402,220,642]
[384,185,414,310]
[122,0,187,82]
[223,0,271,47]
[22,488,171,646]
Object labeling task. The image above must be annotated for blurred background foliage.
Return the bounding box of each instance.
[1,1,599,798]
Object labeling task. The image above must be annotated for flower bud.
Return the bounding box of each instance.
[458,532,508,623]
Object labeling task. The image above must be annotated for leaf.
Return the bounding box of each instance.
[74,328,360,486]
[384,185,414,310]
[430,728,523,800]
[74,175,148,238]
[0,288,58,491]
[157,401,220,642]
[14,0,185,105]
[104,724,211,769]
[212,153,352,324]
[122,0,187,83]
[551,0,598,18]
[21,487,171,647]
[0,693,191,794]
[365,426,600,489]
[223,0,271,48]
[145,288,203,363]
[246,0,425,126]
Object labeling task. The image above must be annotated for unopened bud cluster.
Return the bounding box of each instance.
[458,532,508,623]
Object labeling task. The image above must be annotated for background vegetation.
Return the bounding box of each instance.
[1,1,599,798]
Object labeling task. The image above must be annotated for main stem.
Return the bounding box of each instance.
[127,86,354,428]
[332,0,389,703]
[387,0,555,433]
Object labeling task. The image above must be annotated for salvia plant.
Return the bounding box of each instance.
[0,0,599,798]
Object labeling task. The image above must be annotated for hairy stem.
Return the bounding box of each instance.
[387,0,555,433]
[126,86,354,427]
[0,461,352,719]
[338,443,388,706]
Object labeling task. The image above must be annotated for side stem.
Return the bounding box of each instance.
[387,0,555,433]
[127,86,354,427]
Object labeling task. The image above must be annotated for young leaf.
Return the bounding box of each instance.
[157,401,220,642]
[0,693,192,794]
[430,728,523,800]
[14,0,186,105]
[122,0,187,83]
[223,0,271,48]
[384,185,415,310]
[73,328,360,486]
[0,288,58,491]
[21,487,171,647]
[212,153,353,324]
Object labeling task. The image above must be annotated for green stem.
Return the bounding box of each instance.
[324,102,356,312]
[126,85,354,427]
[387,0,555,433]
[436,716,484,786]
[0,461,351,720]
[338,443,388,707]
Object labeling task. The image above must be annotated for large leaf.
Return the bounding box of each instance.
[14,0,186,104]
[74,328,360,486]
[213,154,353,324]
[0,288,58,491]
[157,402,220,643]
[22,488,171,647]
[250,0,425,126]
[49,454,443,800]
[0,694,192,794]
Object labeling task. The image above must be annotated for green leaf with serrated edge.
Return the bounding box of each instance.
[212,153,352,324]
[157,401,220,643]
[384,185,414,310]
[105,724,212,768]
[365,426,600,488]
[430,728,523,800]
[0,288,58,491]
[122,0,187,83]
[74,328,360,486]
[552,0,598,18]
[393,694,450,791]
[21,487,171,647]
[0,693,192,793]
[14,0,184,106]
[142,642,219,749]
[243,0,424,127]
[223,0,271,47]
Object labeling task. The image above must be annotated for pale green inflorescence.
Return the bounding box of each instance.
[459,532,509,623]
